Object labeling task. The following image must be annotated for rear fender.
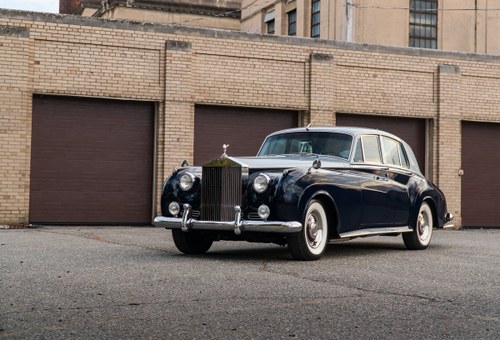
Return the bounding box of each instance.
[410,194,439,229]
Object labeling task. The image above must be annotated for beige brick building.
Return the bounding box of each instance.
[242,0,500,55]
[60,0,242,30]
[0,9,499,227]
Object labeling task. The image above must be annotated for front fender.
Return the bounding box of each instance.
[297,187,336,221]
[272,168,308,221]
[280,169,361,233]
[274,174,340,232]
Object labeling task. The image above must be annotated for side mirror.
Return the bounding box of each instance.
[181,160,189,167]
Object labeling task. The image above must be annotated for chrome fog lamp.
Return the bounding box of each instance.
[257,204,270,220]
[179,172,196,191]
[253,173,270,193]
[168,201,180,216]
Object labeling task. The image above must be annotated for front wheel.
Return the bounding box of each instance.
[288,200,329,261]
[403,202,434,250]
[172,229,213,254]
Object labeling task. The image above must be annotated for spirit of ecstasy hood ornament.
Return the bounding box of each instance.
[221,144,229,158]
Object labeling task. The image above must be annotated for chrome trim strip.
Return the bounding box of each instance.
[339,226,412,239]
[153,205,302,234]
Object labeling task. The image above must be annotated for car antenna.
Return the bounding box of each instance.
[306,97,333,131]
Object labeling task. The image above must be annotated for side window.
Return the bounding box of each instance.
[381,137,401,166]
[398,143,410,169]
[353,139,363,162]
[362,135,382,163]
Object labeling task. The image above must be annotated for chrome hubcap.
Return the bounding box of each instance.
[417,211,430,241]
[306,212,323,249]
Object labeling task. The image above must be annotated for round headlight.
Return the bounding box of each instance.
[253,173,270,194]
[168,201,180,216]
[179,172,196,191]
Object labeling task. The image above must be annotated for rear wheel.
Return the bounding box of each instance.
[172,229,213,254]
[288,200,329,261]
[403,202,433,250]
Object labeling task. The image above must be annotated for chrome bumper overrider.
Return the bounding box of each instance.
[443,212,455,229]
[153,204,302,235]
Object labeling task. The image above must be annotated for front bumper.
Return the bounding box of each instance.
[153,204,302,235]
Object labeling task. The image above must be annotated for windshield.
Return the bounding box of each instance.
[258,132,353,159]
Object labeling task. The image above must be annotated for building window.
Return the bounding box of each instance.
[267,19,275,34]
[311,0,320,38]
[264,10,276,34]
[409,0,437,49]
[288,9,297,36]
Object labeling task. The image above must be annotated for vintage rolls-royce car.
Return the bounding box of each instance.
[154,127,453,260]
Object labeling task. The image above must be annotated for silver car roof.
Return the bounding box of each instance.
[264,126,403,142]
[261,126,422,175]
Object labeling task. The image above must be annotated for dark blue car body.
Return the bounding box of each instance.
[154,127,453,260]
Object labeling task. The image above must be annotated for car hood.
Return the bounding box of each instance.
[228,155,349,172]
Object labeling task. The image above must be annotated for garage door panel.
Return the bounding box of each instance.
[31,158,152,178]
[31,176,151,191]
[30,95,154,224]
[462,121,500,227]
[30,192,150,224]
[194,105,298,166]
[32,147,151,162]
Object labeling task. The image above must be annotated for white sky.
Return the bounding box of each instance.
[0,0,59,13]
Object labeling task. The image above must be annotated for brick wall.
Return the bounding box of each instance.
[0,24,32,225]
[1,9,499,225]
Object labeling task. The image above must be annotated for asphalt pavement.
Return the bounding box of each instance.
[1,227,499,339]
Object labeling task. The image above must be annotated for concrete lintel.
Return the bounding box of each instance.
[311,53,334,62]
[165,40,191,51]
[439,64,460,74]
[0,25,29,37]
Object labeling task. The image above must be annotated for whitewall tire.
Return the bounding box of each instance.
[288,200,329,260]
[403,202,434,250]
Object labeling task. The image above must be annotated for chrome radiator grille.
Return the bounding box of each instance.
[201,165,242,221]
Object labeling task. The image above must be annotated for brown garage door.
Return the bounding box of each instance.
[462,121,500,227]
[336,113,427,173]
[30,95,154,225]
[194,105,298,165]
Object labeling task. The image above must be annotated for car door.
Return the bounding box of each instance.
[378,136,411,225]
[353,135,410,227]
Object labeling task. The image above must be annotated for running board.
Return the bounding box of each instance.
[339,226,412,239]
